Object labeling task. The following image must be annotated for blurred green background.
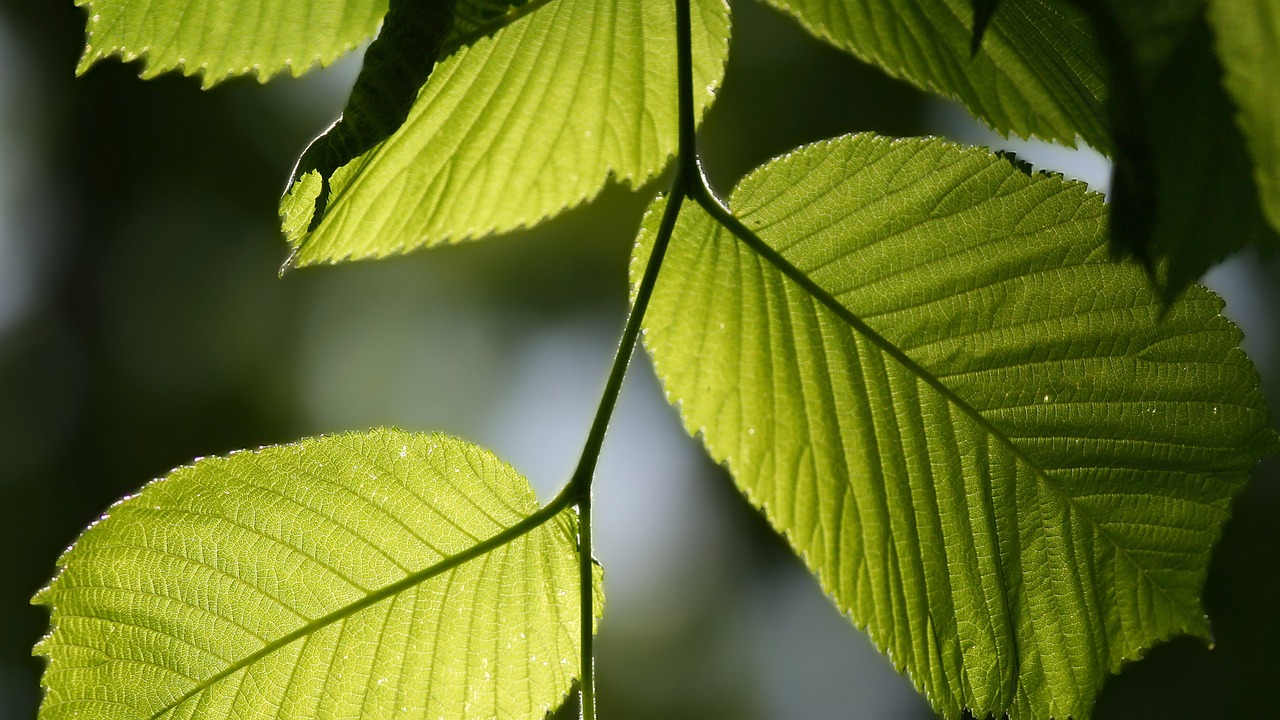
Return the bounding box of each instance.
[2,1,1278,717]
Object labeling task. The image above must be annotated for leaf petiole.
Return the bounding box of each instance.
[562,0,705,715]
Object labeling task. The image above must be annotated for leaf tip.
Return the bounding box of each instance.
[30,581,54,609]
[74,48,100,78]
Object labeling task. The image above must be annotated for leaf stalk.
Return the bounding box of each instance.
[567,178,685,719]
[564,1,704,715]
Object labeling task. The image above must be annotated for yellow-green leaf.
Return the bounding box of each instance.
[35,429,598,720]
[1068,0,1279,301]
[635,134,1275,719]
[758,0,1109,150]
[77,0,387,87]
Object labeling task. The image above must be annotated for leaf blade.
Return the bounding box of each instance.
[636,135,1274,719]
[35,429,597,720]
[1070,1,1279,300]
[290,0,544,232]
[281,0,732,265]
[758,0,1109,150]
[77,0,388,87]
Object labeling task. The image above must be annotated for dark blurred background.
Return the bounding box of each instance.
[1,1,1278,717]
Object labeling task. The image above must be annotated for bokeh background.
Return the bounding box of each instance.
[2,1,1279,717]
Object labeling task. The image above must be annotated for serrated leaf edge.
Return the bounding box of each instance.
[32,428,589,720]
[286,0,734,267]
[635,132,1275,719]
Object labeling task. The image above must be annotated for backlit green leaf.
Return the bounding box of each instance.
[35,429,598,720]
[757,0,1109,150]
[1207,0,1280,234]
[969,0,1001,56]
[635,135,1274,719]
[281,0,731,266]
[76,0,387,87]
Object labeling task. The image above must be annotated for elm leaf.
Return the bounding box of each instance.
[34,429,599,720]
[758,0,1109,150]
[289,0,539,232]
[635,134,1275,719]
[281,0,732,266]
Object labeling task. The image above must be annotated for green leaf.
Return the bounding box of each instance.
[76,0,387,87]
[449,0,535,40]
[34,429,599,720]
[756,0,1109,150]
[635,135,1275,720]
[281,0,732,266]
[1071,1,1279,301]
[290,0,538,233]
[1207,0,1280,234]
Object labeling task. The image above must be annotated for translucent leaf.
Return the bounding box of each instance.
[1207,0,1280,234]
[281,0,732,266]
[635,135,1275,719]
[757,0,1109,150]
[1071,1,1279,301]
[287,0,514,229]
[34,429,599,720]
[450,0,535,40]
[76,0,387,87]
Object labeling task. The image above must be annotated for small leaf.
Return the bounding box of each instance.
[759,0,1109,150]
[34,429,598,719]
[76,0,388,87]
[1070,0,1279,301]
[635,135,1275,719]
[1207,0,1280,235]
[281,0,732,266]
